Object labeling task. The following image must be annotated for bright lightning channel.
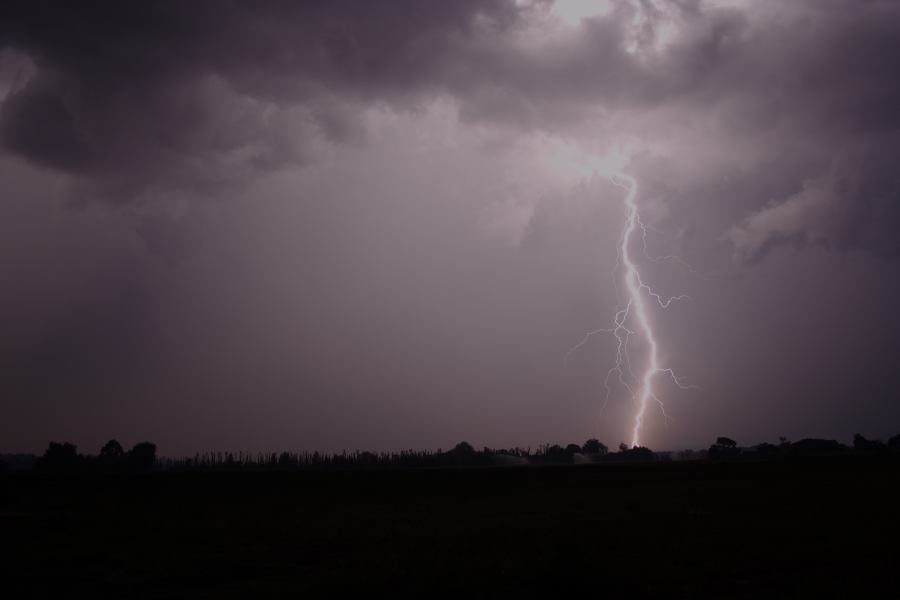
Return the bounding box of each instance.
[567,172,694,448]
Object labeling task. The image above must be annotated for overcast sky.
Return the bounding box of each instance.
[2,0,899,455]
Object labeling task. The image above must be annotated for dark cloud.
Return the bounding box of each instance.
[3,0,899,257]
[0,0,519,198]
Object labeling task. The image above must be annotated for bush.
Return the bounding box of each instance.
[36,442,80,472]
[582,439,608,455]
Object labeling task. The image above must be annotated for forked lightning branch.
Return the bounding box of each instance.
[568,172,695,447]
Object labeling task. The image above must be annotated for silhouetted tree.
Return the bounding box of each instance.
[445,442,480,465]
[582,439,608,455]
[889,434,900,450]
[709,437,740,461]
[126,442,157,471]
[609,445,655,462]
[853,433,885,452]
[453,441,475,454]
[543,444,568,462]
[100,439,125,463]
[36,442,79,472]
[565,443,581,456]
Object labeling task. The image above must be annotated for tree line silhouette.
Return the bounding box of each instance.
[3,432,900,473]
[24,440,158,473]
[706,433,900,460]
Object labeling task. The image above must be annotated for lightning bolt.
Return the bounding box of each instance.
[567,172,694,448]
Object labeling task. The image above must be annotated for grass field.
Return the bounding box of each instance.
[3,457,899,597]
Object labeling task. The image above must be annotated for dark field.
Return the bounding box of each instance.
[3,457,900,598]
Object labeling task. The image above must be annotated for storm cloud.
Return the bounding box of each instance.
[2,0,899,454]
[3,0,899,258]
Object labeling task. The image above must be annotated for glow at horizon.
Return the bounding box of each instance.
[568,171,692,448]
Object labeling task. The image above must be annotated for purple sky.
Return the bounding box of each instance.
[2,0,899,455]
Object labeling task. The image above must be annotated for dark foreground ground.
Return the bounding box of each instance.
[3,456,900,598]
